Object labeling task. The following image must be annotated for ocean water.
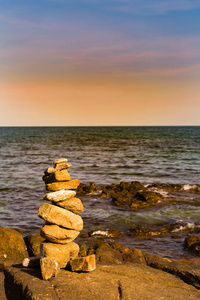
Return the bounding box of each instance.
[0,126,200,260]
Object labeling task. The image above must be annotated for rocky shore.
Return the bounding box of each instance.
[1,227,200,299]
[1,159,200,299]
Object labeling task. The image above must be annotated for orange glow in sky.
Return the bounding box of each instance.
[1,1,200,126]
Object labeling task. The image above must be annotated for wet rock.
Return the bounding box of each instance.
[76,182,98,195]
[70,255,96,272]
[147,182,182,191]
[111,193,132,206]
[22,256,40,268]
[78,243,89,257]
[100,181,163,208]
[0,228,29,263]
[134,190,164,202]
[130,225,165,236]
[56,197,84,213]
[167,221,199,234]
[184,235,200,253]
[101,181,145,200]
[46,179,80,191]
[43,169,71,184]
[40,257,60,280]
[130,190,164,209]
[40,241,79,268]
[24,233,45,257]
[43,190,76,202]
[88,227,122,239]
[40,224,80,244]
[38,203,83,231]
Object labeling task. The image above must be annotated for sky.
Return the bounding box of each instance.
[0,0,200,126]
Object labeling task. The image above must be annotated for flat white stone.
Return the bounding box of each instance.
[43,190,76,202]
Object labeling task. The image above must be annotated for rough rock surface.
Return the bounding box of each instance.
[40,257,60,280]
[184,235,200,253]
[54,158,68,165]
[43,169,71,183]
[76,182,98,195]
[79,242,146,265]
[24,233,45,257]
[40,241,79,268]
[147,182,183,191]
[40,224,80,244]
[70,254,96,272]
[0,272,7,300]
[43,190,76,202]
[38,203,83,231]
[129,225,166,236]
[4,264,200,300]
[56,197,84,213]
[46,180,80,191]
[101,181,164,209]
[45,163,72,175]
[0,228,29,263]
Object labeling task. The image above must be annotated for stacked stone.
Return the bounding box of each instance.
[38,158,95,280]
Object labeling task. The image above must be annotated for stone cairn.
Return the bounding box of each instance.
[23,158,96,280]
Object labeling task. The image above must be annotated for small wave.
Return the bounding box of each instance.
[182,184,199,191]
[171,221,200,233]
[147,186,168,197]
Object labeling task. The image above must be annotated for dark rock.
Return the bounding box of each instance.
[80,242,146,265]
[130,190,164,209]
[79,233,89,238]
[184,235,200,254]
[101,181,145,200]
[109,242,146,264]
[0,272,7,300]
[111,193,132,206]
[147,182,182,191]
[76,182,98,195]
[95,243,123,264]
[130,225,166,236]
[79,243,89,257]
[101,181,163,209]
[24,234,45,257]
[0,228,29,265]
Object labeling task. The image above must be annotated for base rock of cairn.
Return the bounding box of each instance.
[23,158,96,280]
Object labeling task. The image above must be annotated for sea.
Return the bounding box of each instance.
[0,126,200,260]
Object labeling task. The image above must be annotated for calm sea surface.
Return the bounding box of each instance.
[0,126,200,260]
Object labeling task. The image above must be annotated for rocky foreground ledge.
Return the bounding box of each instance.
[2,241,200,299]
[3,263,200,300]
[1,231,200,299]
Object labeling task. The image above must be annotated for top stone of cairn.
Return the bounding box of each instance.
[54,158,68,165]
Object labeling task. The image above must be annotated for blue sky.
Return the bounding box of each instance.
[1,0,200,80]
[1,0,200,125]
